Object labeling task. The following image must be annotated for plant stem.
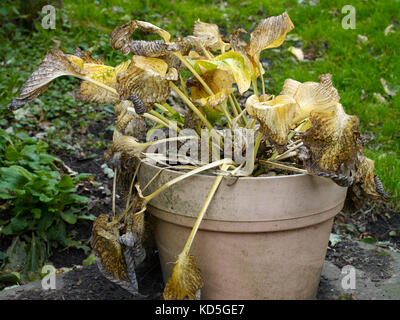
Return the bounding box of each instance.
[252,77,259,98]
[143,112,174,131]
[141,158,233,204]
[228,95,239,119]
[260,70,266,97]
[169,82,222,146]
[181,163,229,255]
[77,76,118,95]
[259,159,308,174]
[220,101,232,128]
[179,73,190,98]
[112,168,117,218]
[149,109,181,133]
[173,52,214,96]
[230,94,247,126]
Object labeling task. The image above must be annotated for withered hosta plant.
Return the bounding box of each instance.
[9,12,389,299]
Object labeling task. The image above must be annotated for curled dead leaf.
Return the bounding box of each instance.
[300,103,360,175]
[288,46,304,61]
[246,94,299,145]
[116,56,175,111]
[189,68,234,106]
[128,40,180,57]
[91,214,129,281]
[111,20,171,55]
[288,74,340,125]
[76,60,130,104]
[193,19,229,52]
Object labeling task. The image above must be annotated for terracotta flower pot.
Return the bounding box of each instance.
[138,161,347,300]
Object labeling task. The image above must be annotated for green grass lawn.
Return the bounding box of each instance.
[0,0,399,206]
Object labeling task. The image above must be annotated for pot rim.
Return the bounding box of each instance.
[139,159,307,181]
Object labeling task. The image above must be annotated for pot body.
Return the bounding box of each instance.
[138,161,347,300]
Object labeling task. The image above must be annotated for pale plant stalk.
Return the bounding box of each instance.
[228,95,239,119]
[181,162,230,256]
[112,168,117,218]
[169,82,222,147]
[179,74,190,98]
[252,77,259,98]
[142,112,176,131]
[154,103,170,114]
[149,109,181,133]
[230,94,247,126]
[173,52,214,96]
[139,158,233,205]
[76,75,118,95]
[259,159,308,174]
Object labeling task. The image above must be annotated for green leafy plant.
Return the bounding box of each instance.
[0,129,92,283]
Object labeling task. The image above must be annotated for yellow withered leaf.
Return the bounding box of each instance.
[246,12,294,67]
[279,78,301,96]
[76,60,131,104]
[229,28,248,54]
[288,74,340,126]
[194,88,235,108]
[112,135,145,154]
[76,81,120,104]
[213,51,252,94]
[190,68,234,99]
[91,214,129,282]
[301,103,360,174]
[246,94,299,145]
[111,20,171,55]
[8,49,87,110]
[116,56,177,110]
[73,47,105,64]
[193,19,229,52]
[163,253,202,300]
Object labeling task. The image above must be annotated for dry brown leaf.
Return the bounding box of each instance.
[246,12,294,68]
[288,46,304,61]
[279,78,301,96]
[91,214,129,281]
[8,49,87,110]
[112,135,144,154]
[380,78,396,96]
[246,94,299,145]
[76,81,120,104]
[193,19,229,52]
[229,28,248,54]
[354,156,389,200]
[301,103,360,174]
[163,253,202,300]
[111,20,171,55]
[116,56,175,110]
[190,68,234,104]
[128,40,180,57]
[76,61,130,104]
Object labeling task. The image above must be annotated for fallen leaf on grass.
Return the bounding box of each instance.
[373,92,389,105]
[380,78,396,96]
[288,46,304,61]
